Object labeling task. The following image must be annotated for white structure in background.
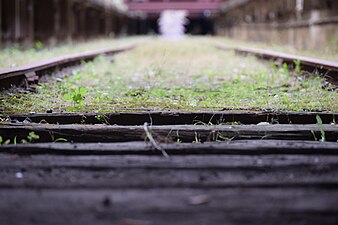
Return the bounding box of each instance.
[158,10,188,40]
[111,0,128,12]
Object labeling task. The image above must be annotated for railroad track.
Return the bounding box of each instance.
[1,45,338,224]
[0,44,136,90]
[1,110,338,224]
[216,44,338,85]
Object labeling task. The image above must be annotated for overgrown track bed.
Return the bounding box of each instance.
[0,45,135,90]
[1,39,338,224]
[216,44,338,85]
[2,39,338,113]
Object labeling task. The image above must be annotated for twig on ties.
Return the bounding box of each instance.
[143,122,169,158]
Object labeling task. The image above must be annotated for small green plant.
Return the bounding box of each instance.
[54,138,68,143]
[21,132,40,144]
[34,41,43,50]
[64,87,88,107]
[294,59,302,74]
[316,115,326,142]
[95,114,109,124]
[50,133,68,143]
[311,115,326,142]
[0,135,11,145]
[271,62,278,73]
[280,63,290,77]
[28,132,40,143]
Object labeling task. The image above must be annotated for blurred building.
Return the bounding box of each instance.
[125,0,228,34]
[218,0,338,50]
[0,0,132,47]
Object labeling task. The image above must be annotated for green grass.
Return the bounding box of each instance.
[1,37,337,114]
[0,37,147,69]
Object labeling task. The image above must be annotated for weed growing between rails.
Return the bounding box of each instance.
[1,37,338,114]
[63,87,88,110]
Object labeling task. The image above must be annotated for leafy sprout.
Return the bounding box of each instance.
[294,59,302,74]
[34,41,44,50]
[27,132,40,143]
[0,135,11,145]
[316,115,326,142]
[64,87,88,106]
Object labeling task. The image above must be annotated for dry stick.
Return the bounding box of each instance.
[143,122,169,158]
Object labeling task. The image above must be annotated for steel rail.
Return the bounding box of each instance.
[216,44,338,83]
[0,44,136,90]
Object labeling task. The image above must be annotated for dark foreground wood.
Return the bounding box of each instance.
[8,111,338,125]
[1,154,338,225]
[1,124,338,142]
[1,140,338,155]
[0,154,338,189]
[1,117,338,224]
[1,188,338,225]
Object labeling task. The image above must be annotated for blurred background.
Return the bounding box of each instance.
[0,0,337,51]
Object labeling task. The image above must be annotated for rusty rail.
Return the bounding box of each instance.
[0,44,136,90]
[216,44,338,83]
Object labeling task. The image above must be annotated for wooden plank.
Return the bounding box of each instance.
[8,111,338,125]
[0,188,337,225]
[1,154,336,169]
[1,124,338,143]
[1,140,338,155]
[0,156,337,189]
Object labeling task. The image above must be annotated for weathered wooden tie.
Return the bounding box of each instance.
[7,111,338,125]
[1,141,338,155]
[1,124,337,143]
[1,153,338,225]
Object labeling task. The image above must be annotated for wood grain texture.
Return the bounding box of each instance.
[8,111,338,125]
[1,140,338,155]
[1,152,338,224]
[1,124,338,142]
[1,188,338,225]
[0,154,337,189]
